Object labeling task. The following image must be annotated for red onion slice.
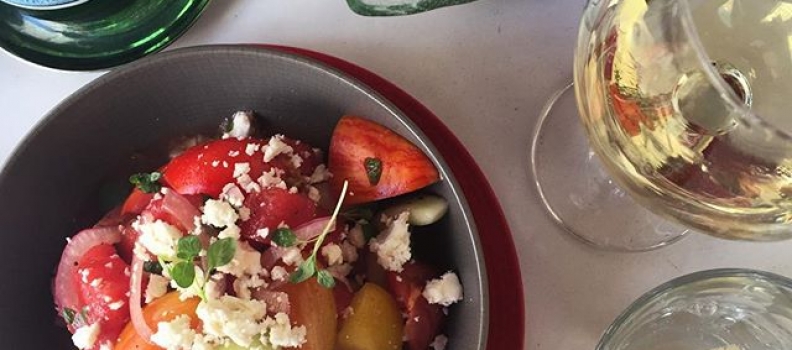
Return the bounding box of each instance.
[161,189,200,232]
[293,216,333,241]
[260,247,286,270]
[53,227,121,314]
[253,290,291,315]
[129,256,154,343]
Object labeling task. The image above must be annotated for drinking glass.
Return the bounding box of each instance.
[532,0,792,251]
[598,269,792,350]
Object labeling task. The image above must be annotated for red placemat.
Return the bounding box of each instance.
[261,45,526,350]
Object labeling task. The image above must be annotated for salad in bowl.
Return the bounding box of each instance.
[54,112,464,350]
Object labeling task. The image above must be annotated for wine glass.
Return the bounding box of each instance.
[531,0,792,251]
[598,269,792,350]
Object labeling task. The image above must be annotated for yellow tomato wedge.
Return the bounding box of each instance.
[337,283,404,350]
[114,292,201,350]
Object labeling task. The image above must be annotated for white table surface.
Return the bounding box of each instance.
[4,1,792,349]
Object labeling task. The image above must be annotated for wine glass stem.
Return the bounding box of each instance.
[530,82,689,252]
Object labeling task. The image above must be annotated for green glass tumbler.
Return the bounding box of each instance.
[0,0,210,70]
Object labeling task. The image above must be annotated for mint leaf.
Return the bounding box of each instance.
[176,236,201,260]
[290,257,316,284]
[364,157,382,186]
[316,269,335,289]
[171,261,196,288]
[62,308,76,325]
[207,238,236,272]
[143,261,163,275]
[272,228,297,247]
[129,172,162,194]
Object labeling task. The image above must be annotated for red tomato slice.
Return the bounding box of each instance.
[333,283,355,319]
[121,189,154,216]
[280,137,324,178]
[239,187,318,245]
[386,261,445,350]
[162,138,273,197]
[328,116,439,205]
[75,244,131,348]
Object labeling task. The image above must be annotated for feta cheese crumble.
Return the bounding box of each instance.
[281,247,304,266]
[423,272,464,306]
[263,135,294,162]
[270,266,288,281]
[267,312,307,348]
[217,242,262,277]
[134,220,183,259]
[151,314,197,350]
[146,274,170,303]
[202,199,238,228]
[369,212,412,272]
[72,323,100,349]
[257,168,287,190]
[196,296,267,347]
[308,164,331,184]
[321,243,343,266]
[222,111,254,139]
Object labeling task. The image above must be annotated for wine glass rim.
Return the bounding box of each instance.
[676,0,792,140]
[595,268,792,350]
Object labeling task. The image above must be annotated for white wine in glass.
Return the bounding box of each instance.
[532,0,792,249]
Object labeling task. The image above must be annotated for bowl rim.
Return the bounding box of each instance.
[0,44,489,349]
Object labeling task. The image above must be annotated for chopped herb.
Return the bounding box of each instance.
[129,172,162,194]
[317,269,335,288]
[62,307,76,325]
[290,256,317,284]
[176,236,201,261]
[143,261,163,275]
[171,261,196,288]
[272,228,297,247]
[364,157,383,185]
[207,238,236,273]
[290,180,348,288]
[220,117,234,133]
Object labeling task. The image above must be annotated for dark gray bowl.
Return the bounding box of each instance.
[0,45,487,349]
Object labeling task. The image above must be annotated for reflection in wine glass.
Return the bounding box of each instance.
[531,0,792,251]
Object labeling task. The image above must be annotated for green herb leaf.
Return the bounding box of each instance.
[289,180,349,286]
[364,157,383,186]
[176,236,202,260]
[171,261,196,288]
[62,308,76,325]
[272,228,297,247]
[143,261,163,275]
[207,238,236,272]
[220,117,235,133]
[316,269,336,289]
[290,257,316,284]
[129,172,163,194]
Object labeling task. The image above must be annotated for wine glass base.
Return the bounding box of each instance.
[530,83,689,252]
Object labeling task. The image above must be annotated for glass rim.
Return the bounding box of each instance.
[676,0,792,140]
[595,268,792,350]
